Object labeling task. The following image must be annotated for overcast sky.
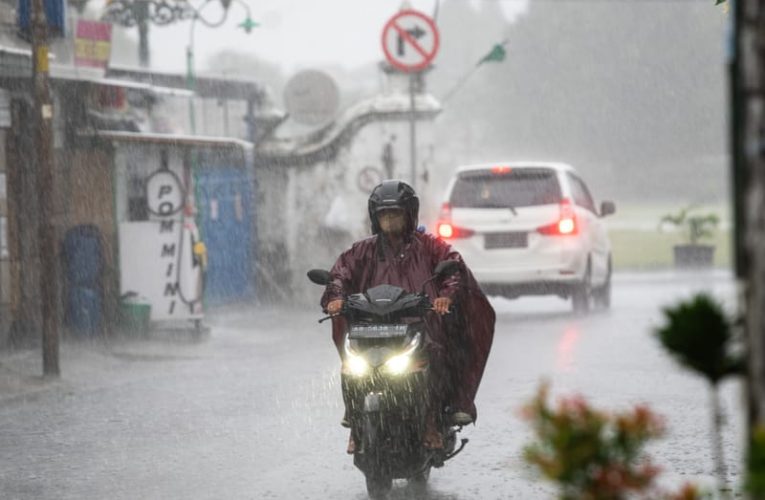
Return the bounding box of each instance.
[111,0,527,73]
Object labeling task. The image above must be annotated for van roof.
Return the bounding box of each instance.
[455,162,576,174]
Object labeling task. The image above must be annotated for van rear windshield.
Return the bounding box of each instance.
[450,169,562,208]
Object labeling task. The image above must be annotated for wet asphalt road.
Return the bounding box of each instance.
[0,270,743,499]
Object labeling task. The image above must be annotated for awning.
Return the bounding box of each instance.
[86,129,254,151]
[0,47,193,98]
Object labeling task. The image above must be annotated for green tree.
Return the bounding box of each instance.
[432,2,727,202]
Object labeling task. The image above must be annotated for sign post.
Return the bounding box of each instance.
[381,10,440,73]
[381,9,439,190]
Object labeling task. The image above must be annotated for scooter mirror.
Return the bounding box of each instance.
[307,269,331,286]
[433,260,460,278]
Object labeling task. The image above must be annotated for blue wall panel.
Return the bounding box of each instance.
[197,167,255,305]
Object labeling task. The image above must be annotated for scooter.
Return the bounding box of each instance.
[308,260,469,499]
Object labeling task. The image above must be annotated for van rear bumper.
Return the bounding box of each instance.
[479,280,580,299]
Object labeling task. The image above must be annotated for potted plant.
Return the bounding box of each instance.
[659,206,719,268]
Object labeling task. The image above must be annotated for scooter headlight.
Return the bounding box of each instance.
[384,353,411,375]
[384,333,422,376]
[344,337,369,377]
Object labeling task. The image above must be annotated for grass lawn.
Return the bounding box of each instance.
[606,202,732,270]
[608,228,732,270]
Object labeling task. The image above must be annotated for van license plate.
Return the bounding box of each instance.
[485,232,528,249]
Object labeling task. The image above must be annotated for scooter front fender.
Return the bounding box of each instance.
[363,392,383,413]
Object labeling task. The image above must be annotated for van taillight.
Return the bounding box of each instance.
[438,222,454,238]
[557,218,576,234]
[537,198,578,236]
[437,222,475,239]
[437,202,475,239]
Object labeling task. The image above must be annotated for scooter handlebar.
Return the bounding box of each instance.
[317,295,452,323]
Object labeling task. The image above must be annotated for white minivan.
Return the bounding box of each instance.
[436,162,616,313]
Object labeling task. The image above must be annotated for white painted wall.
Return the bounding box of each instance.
[253,68,443,302]
[275,115,438,302]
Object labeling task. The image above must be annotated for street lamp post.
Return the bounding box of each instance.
[105,0,257,132]
[186,0,256,134]
[103,0,196,67]
[183,0,255,273]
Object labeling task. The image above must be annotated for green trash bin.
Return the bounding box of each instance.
[119,294,151,335]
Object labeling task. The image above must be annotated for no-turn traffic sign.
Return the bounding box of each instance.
[381,10,440,73]
[357,166,384,193]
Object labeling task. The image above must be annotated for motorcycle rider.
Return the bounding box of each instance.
[320,180,495,451]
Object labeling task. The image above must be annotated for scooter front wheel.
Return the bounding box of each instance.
[407,465,431,494]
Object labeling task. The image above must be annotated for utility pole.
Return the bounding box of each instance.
[734,0,765,454]
[30,0,59,376]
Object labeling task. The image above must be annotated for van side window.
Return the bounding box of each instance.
[567,173,596,214]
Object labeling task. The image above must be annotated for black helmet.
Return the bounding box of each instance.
[368,180,419,234]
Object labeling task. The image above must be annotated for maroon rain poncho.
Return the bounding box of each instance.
[320,230,496,421]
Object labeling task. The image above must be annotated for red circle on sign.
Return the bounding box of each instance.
[381,9,440,73]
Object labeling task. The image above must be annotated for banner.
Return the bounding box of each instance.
[74,20,112,69]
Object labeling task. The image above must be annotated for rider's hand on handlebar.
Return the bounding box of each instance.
[327,299,344,316]
[433,297,453,315]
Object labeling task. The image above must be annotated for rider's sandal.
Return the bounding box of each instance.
[347,433,356,454]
